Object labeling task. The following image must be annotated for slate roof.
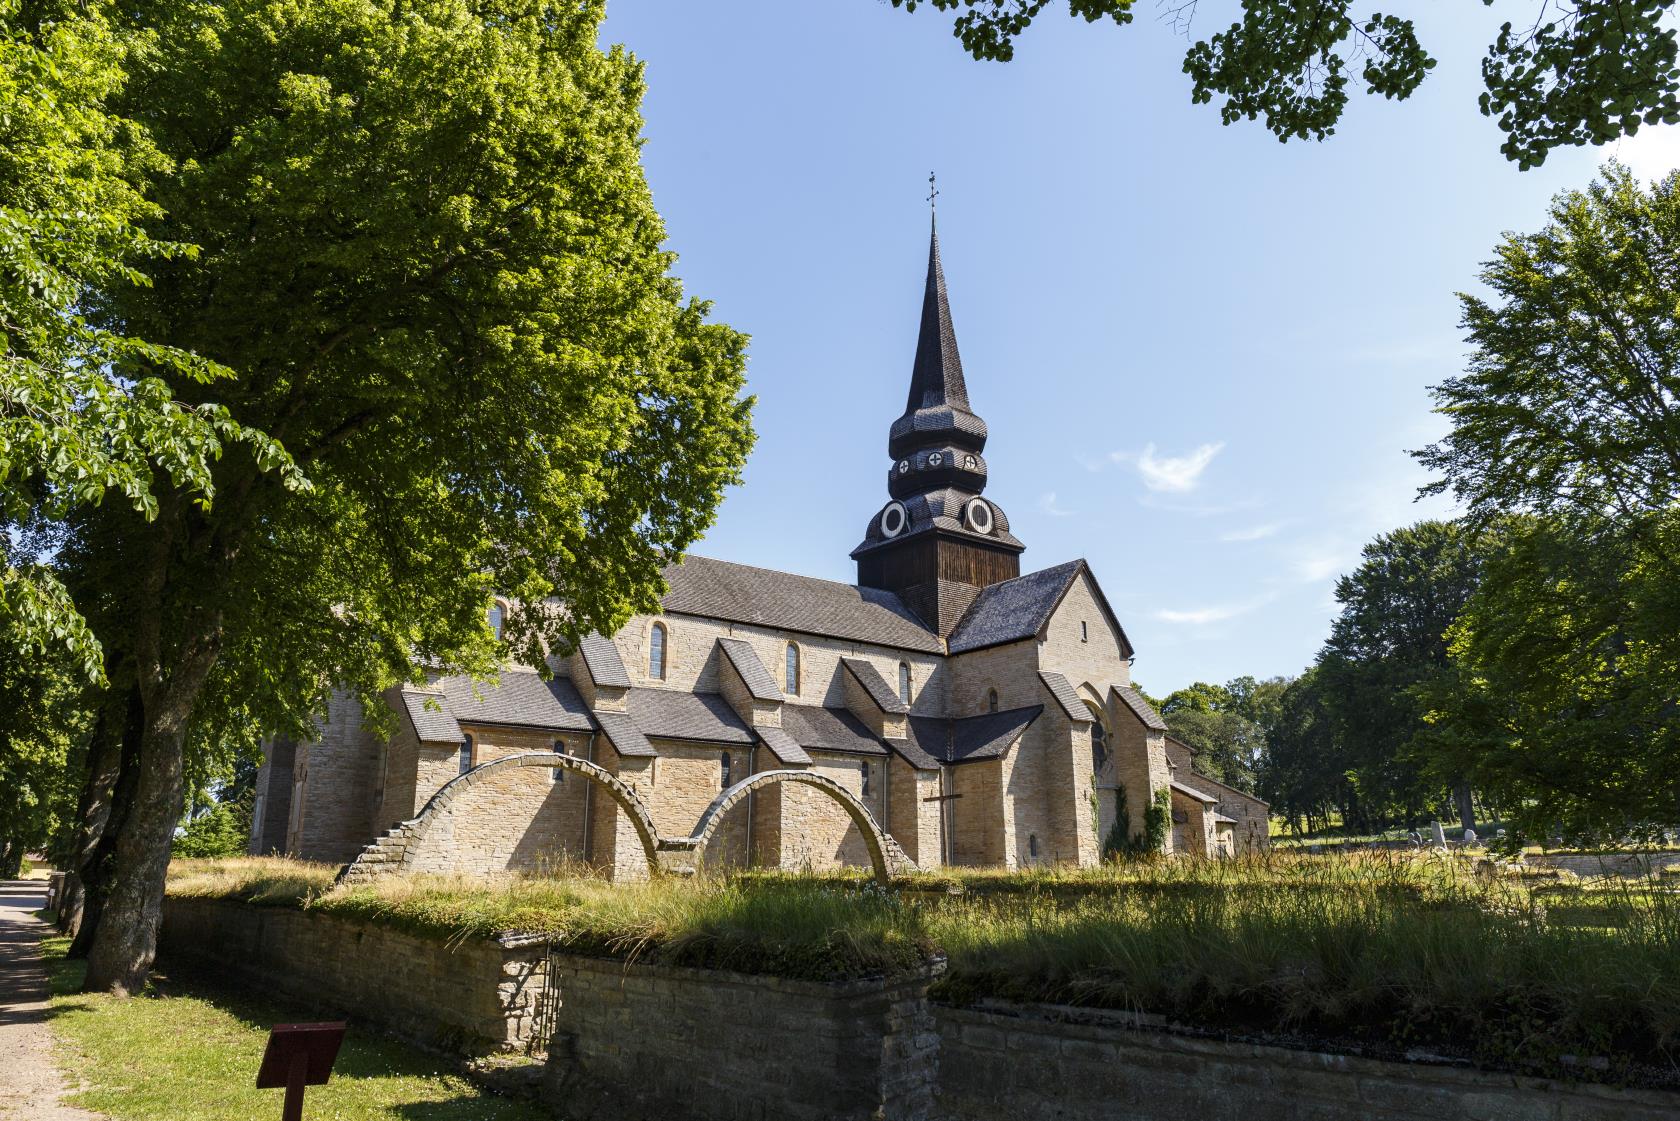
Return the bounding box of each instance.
[577,634,631,688]
[1170,779,1220,805]
[624,688,753,745]
[661,556,940,654]
[884,735,940,771]
[905,705,1042,765]
[946,560,1081,654]
[400,688,462,744]
[946,558,1134,658]
[841,657,909,714]
[1037,671,1090,723]
[781,705,888,757]
[433,671,594,733]
[1112,685,1168,732]
[594,710,656,758]
[717,638,782,702]
[754,725,813,766]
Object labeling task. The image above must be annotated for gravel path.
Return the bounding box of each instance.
[0,881,103,1120]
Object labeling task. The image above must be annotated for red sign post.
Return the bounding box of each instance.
[256,1022,346,1121]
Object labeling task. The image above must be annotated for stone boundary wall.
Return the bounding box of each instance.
[1529,851,1680,878]
[159,897,548,1054]
[934,1004,1680,1121]
[542,956,941,1121]
[161,898,1680,1121]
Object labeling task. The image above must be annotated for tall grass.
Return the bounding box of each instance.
[165,852,1680,1075]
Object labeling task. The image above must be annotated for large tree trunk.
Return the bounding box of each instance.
[81,706,193,994]
[65,690,143,952]
[81,491,228,995]
[1455,783,1476,833]
[60,689,132,936]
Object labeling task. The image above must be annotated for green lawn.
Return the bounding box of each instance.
[39,936,544,1121]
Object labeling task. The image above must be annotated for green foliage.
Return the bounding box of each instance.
[1157,675,1284,791]
[1418,162,1680,540]
[1437,512,1680,846]
[74,0,756,746]
[888,0,1680,167]
[0,2,302,680]
[1145,785,1172,852]
[171,798,251,860]
[0,641,93,869]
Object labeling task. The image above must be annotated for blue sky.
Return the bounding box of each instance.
[599,1,1680,696]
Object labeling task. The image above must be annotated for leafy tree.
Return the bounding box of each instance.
[888,0,1680,168]
[67,0,753,994]
[1157,675,1285,792]
[1316,520,1488,831]
[0,645,92,878]
[0,2,301,681]
[1418,162,1680,561]
[1257,669,1349,834]
[1439,512,1680,845]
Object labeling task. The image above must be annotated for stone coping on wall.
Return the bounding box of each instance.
[935,998,1680,1094]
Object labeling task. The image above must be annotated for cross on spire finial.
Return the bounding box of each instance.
[927,172,939,212]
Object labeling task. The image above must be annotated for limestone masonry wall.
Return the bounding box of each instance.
[165,898,1680,1121]
[934,1003,1680,1121]
[542,956,941,1121]
[159,897,548,1054]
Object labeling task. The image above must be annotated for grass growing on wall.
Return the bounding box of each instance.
[38,936,544,1121]
[162,853,1680,1077]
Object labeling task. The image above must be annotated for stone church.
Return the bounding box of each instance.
[250,225,1268,878]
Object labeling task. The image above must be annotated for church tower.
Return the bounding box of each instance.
[852,220,1025,634]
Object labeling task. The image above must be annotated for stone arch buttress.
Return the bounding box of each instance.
[674,769,912,885]
[338,752,661,884]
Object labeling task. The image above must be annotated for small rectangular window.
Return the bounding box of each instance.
[721,753,732,789]
[1080,620,1089,643]
[458,735,474,775]
[860,760,872,800]
[552,739,566,783]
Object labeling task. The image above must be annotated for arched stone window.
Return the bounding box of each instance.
[488,600,505,641]
[458,734,474,775]
[720,752,732,789]
[898,662,912,706]
[986,688,999,713]
[1085,702,1108,774]
[860,760,873,800]
[649,622,667,680]
[1080,620,1089,643]
[785,643,800,696]
[551,738,566,783]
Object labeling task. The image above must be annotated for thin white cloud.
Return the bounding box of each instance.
[1152,592,1277,626]
[1219,521,1284,543]
[1118,442,1225,493]
[1038,491,1076,517]
[1293,549,1355,584]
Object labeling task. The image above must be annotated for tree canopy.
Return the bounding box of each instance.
[10,0,755,994]
[888,0,1680,168]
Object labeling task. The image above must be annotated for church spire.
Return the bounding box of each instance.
[853,205,1024,634]
[904,220,972,416]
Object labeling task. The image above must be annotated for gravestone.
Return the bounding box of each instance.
[1431,821,1447,848]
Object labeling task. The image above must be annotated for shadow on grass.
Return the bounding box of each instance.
[37,935,542,1121]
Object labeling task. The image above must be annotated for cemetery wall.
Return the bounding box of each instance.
[159,897,548,1054]
[161,897,1680,1121]
[1529,851,1680,878]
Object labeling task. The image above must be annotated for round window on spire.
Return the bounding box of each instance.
[927,451,944,467]
[897,460,911,475]
[881,501,908,538]
[965,498,994,535]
